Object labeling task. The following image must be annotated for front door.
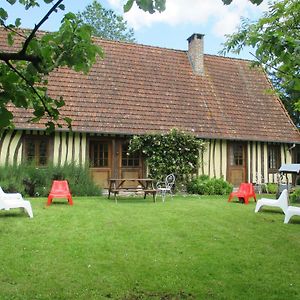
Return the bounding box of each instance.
[228,142,247,186]
[89,139,112,188]
[119,141,144,187]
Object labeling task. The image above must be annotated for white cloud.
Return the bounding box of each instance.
[108,0,268,37]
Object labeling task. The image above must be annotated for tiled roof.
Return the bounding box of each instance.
[1,28,300,143]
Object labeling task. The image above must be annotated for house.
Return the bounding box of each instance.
[1,29,300,188]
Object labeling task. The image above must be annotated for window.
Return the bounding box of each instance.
[90,141,109,167]
[230,144,244,166]
[121,143,140,167]
[268,145,280,172]
[25,137,49,166]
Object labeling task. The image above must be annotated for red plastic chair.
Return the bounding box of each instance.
[228,183,256,205]
[47,180,73,206]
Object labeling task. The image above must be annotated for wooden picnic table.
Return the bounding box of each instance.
[108,178,156,203]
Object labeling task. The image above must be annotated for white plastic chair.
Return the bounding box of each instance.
[156,174,175,202]
[0,187,33,218]
[254,189,288,214]
[284,206,300,224]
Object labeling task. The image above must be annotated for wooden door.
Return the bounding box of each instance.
[227,142,247,186]
[89,139,112,188]
[119,142,144,187]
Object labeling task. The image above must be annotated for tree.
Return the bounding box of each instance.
[77,1,135,42]
[221,0,300,125]
[0,0,103,131]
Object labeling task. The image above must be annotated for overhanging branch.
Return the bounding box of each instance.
[21,0,64,55]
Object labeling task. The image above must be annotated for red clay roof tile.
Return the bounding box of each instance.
[1,28,300,143]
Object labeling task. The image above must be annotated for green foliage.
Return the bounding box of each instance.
[77,1,135,42]
[186,175,233,195]
[123,0,264,13]
[0,162,102,197]
[265,183,278,194]
[0,0,103,131]
[289,188,300,203]
[128,128,205,181]
[221,0,300,126]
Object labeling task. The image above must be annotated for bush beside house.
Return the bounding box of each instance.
[186,175,233,195]
[0,163,102,197]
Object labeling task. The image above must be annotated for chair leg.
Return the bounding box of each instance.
[284,213,292,224]
[68,196,73,205]
[162,191,166,202]
[153,192,156,203]
[255,202,263,213]
[47,196,52,206]
[24,202,33,218]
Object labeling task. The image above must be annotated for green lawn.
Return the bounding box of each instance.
[1,194,300,300]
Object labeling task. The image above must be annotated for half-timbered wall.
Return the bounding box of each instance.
[0,130,87,166]
[0,130,23,165]
[200,139,227,179]
[199,139,293,184]
[53,132,87,165]
[0,131,295,186]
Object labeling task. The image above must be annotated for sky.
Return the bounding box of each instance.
[2,0,270,60]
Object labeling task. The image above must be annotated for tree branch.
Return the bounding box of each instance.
[20,0,64,55]
[4,60,52,117]
[0,51,41,64]
[249,52,290,76]
[0,24,27,39]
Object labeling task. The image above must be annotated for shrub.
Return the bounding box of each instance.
[265,183,278,194]
[0,163,102,197]
[290,189,300,203]
[128,129,206,184]
[187,176,233,195]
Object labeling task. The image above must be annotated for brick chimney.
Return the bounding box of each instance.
[187,33,205,76]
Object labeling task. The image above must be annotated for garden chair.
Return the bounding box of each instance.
[284,206,300,224]
[0,187,33,218]
[228,183,256,204]
[255,189,288,214]
[156,174,175,202]
[47,180,73,206]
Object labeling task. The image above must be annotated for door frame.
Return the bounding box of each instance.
[227,141,247,186]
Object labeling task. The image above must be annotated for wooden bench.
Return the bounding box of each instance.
[108,178,156,203]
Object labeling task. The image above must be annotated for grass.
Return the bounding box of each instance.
[1,194,300,300]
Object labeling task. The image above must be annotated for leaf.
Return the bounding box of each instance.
[45,121,55,134]
[7,0,17,4]
[15,17,21,27]
[63,117,72,128]
[0,8,8,20]
[0,107,13,128]
[58,4,65,10]
[54,98,65,108]
[124,0,134,12]
[7,32,14,46]
[222,0,233,4]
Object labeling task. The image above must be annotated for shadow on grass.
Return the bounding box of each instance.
[105,197,157,205]
[257,208,285,215]
[0,211,28,218]
[286,219,300,225]
[46,201,72,206]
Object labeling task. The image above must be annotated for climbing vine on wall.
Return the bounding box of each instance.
[128,128,206,181]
